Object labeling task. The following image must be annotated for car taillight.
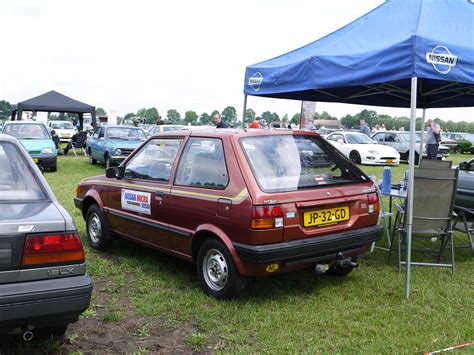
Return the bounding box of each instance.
[76,185,80,197]
[367,192,380,214]
[251,205,284,229]
[22,232,85,266]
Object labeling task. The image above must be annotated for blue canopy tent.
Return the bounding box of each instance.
[243,0,473,298]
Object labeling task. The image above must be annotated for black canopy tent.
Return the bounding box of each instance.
[11,90,96,129]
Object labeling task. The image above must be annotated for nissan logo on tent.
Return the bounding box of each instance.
[425,45,458,75]
[248,72,263,91]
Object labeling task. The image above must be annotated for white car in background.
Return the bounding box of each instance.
[48,121,77,143]
[326,131,400,165]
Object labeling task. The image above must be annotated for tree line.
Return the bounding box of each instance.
[0,99,472,132]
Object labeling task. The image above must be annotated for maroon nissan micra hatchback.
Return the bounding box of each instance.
[75,129,382,299]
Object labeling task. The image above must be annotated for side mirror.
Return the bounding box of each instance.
[373,140,378,144]
[336,139,344,144]
[106,166,124,179]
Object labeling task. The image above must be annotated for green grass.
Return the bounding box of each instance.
[43,154,474,353]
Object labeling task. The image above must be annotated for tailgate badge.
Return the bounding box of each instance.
[286,212,296,219]
[264,199,278,204]
[326,192,331,196]
[18,225,35,232]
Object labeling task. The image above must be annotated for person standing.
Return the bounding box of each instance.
[426,118,441,160]
[360,119,371,137]
[213,112,229,128]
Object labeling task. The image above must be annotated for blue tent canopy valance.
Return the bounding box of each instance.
[244,0,474,108]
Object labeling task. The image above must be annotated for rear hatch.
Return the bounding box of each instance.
[239,133,379,242]
[0,202,66,284]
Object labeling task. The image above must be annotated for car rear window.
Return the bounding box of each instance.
[240,134,367,193]
[0,142,47,201]
[4,124,50,140]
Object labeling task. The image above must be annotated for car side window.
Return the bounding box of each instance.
[175,137,228,190]
[385,133,397,142]
[373,133,384,142]
[124,138,183,182]
[98,128,105,138]
[332,134,344,143]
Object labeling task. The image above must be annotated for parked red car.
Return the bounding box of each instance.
[75,129,382,299]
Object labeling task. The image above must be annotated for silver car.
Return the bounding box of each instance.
[371,131,450,163]
[0,134,92,339]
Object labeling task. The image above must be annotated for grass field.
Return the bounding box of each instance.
[6,153,474,353]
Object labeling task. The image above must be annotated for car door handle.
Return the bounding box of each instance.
[155,191,165,198]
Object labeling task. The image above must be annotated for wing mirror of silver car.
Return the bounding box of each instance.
[106,166,124,179]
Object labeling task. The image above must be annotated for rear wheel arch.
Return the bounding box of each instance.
[191,226,243,272]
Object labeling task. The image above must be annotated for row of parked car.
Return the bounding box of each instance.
[1,124,473,341]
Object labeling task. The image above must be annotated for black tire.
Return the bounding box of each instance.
[326,257,358,277]
[86,204,113,251]
[455,146,464,154]
[105,153,113,169]
[349,150,361,164]
[196,239,246,300]
[407,152,419,164]
[90,153,97,165]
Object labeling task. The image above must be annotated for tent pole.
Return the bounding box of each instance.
[419,109,426,165]
[242,95,247,128]
[406,76,418,300]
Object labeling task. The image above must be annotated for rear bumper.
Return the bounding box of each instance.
[0,274,92,332]
[233,225,383,264]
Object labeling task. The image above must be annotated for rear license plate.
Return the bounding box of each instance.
[63,136,70,139]
[32,158,39,163]
[303,206,350,227]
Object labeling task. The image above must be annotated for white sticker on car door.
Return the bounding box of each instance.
[121,189,151,215]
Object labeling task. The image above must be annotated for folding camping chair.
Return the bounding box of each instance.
[70,134,88,157]
[389,167,459,272]
[419,159,452,169]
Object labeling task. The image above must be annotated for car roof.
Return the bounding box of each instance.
[4,120,46,125]
[104,125,145,129]
[150,128,319,139]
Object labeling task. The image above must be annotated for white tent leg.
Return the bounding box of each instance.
[419,109,426,165]
[242,95,248,128]
[406,77,418,300]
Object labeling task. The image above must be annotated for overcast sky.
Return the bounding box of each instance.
[0,0,472,122]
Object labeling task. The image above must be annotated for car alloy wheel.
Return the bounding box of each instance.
[203,248,228,291]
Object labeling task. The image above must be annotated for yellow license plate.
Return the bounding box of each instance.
[386,160,393,164]
[63,136,70,139]
[32,158,39,163]
[303,206,350,227]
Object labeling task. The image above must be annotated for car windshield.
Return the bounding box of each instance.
[106,127,146,140]
[51,121,74,129]
[0,142,47,201]
[240,134,367,193]
[3,124,50,140]
[400,132,421,142]
[345,133,374,144]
